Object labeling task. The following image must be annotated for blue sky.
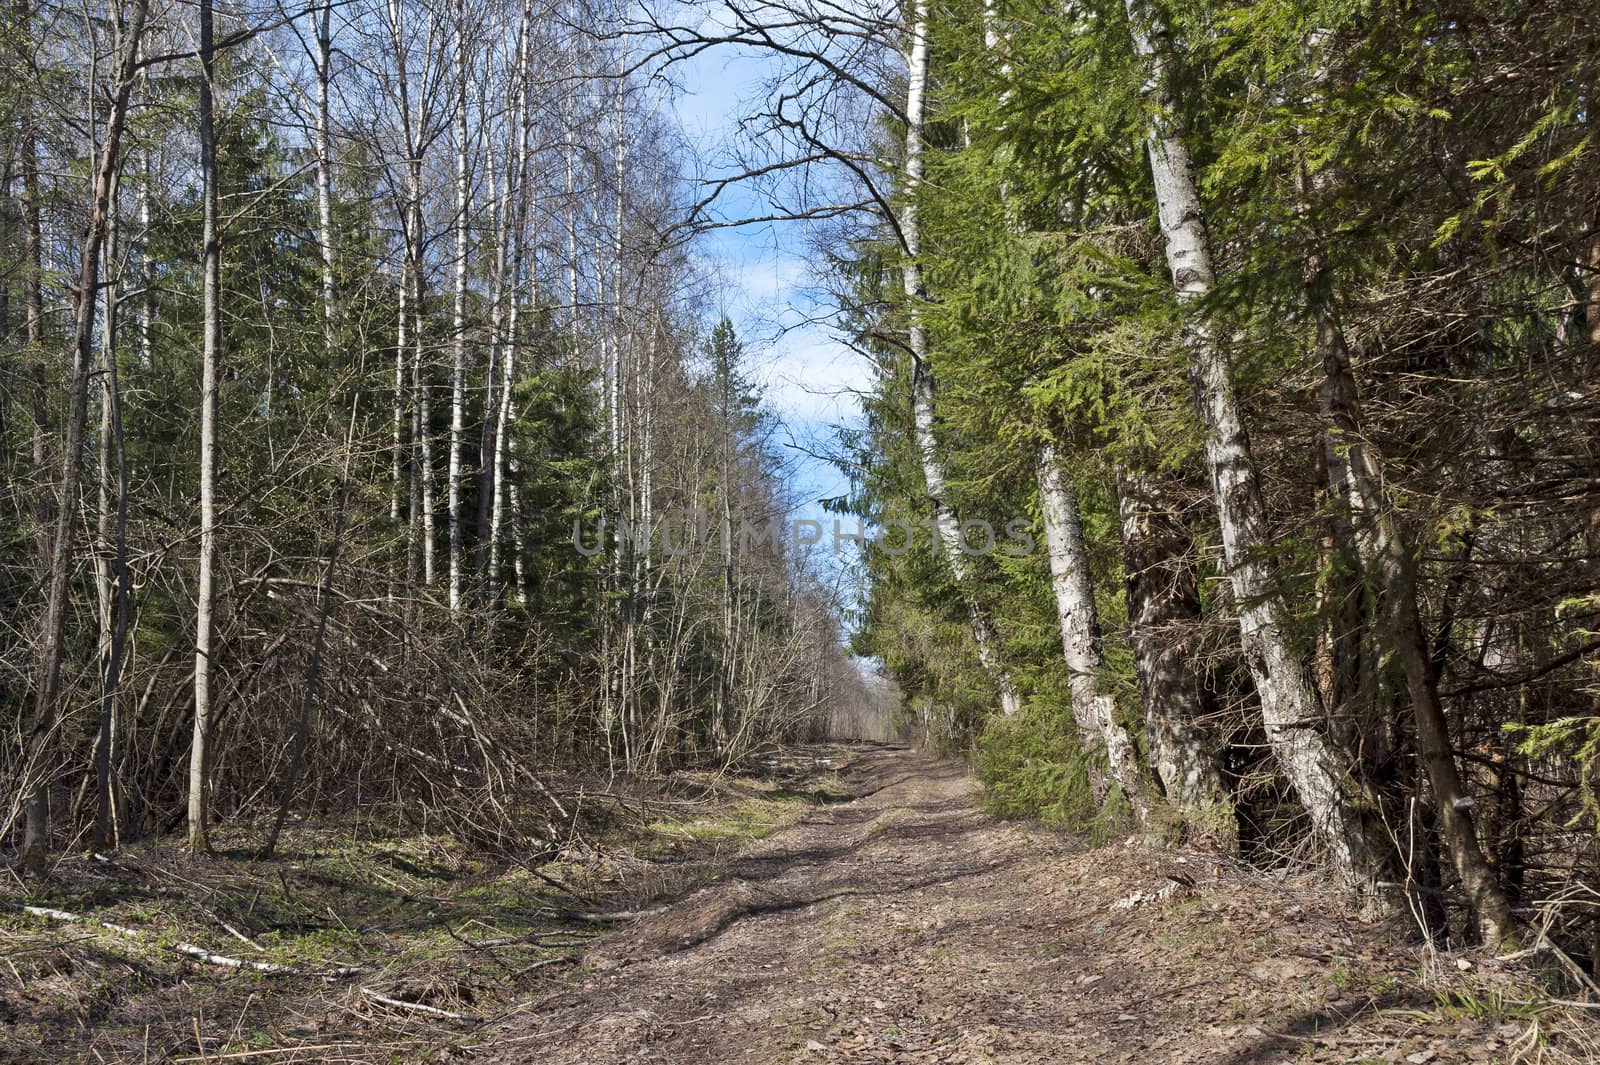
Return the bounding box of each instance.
[670,40,875,596]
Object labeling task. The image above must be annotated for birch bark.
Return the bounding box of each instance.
[1122,0,1387,899]
[902,0,1021,717]
[187,0,221,852]
[1038,446,1150,818]
[489,0,531,597]
[447,22,469,610]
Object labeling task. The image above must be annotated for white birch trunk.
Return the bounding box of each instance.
[315,0,334,360]
[489,0,531,596]
[409,172,434,587]
[394,263,408,535]
[446,23,468,611]
[188,0,220,852]
[1038,446,1149,817]
[508,471,527,600]
[601,52,629,754]
[566,127,579,354]
[901,0,1022,717]
[1123,0,1387,900]
[138,166,152,369]
[476,92,507,574]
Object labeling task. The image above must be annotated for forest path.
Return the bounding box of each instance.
[471,748,1530,1064]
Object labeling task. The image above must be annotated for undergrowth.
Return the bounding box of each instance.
[973,699,1132,842]
[0,743,860,1064]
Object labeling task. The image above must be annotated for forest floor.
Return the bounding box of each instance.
[4,744,1598,1064]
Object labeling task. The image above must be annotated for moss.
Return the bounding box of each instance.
[644,795,805,845]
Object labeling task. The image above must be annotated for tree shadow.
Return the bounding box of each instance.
[1221,990,1429,1065]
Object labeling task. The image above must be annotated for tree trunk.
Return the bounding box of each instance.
[93,166,132,851]
[447,29,469,611]
[139,166,153,368]
[21,0,148,873]
[410,180,434,587]
[1037,445,1150,819]
[386,0,412,596]
[474,95,508,586]
[489,3,531,598]
[1115,464,1234,838]
[315,0,334,365]
[901,0,1021,717]
[188,0,220,854]
[1122,0,1389,902]
[1314,288,1515,947]
[565,56,580,355]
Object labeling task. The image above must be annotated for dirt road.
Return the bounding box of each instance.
[471,747,1561,1064]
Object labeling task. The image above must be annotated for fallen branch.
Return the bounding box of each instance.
[525,866,590,903]
[18,903,143,938]
[198,903,266,953]
[513,954,578,977]
[1538,934,1600,999]
[172,942,368,979]
[459,932,595,949]
[22,906,80,922]
[171,1044,369,1063]
[174,942,301,975]
[359,986,474,1021]
[562,906,667,924]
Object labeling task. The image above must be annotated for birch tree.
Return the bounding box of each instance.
[1038,445,1149,817]
[188,0,222,853]
[1119,0,1389,900]
[446,4,471,611]
[901,0,1021,718]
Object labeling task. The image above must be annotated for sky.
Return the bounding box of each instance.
[668,39,877,599]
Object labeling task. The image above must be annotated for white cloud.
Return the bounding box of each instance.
[757,325,871,427]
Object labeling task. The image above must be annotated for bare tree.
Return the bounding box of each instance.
[20,0,150,873]
[188,0,222,853]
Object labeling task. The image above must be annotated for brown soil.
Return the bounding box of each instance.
[471,747,1595,1065]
